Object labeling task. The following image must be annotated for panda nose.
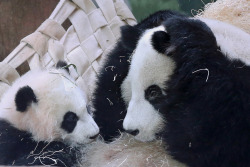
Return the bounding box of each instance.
[125,129,139,136]
[89,133,99,140]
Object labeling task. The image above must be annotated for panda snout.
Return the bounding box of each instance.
[89,133,99,140]
[125,129,139,136]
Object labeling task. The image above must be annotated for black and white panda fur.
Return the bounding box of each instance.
[121,14,250,167]
[84,11,188,167]
[0,61,99,166]
[92,10,185,142]
[90,9,250,167]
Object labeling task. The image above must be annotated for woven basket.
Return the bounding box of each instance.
[0,0,136,101]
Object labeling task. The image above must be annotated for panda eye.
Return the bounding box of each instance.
[61,111,79,133]
[65,112,78,122]
[145,85,163,102]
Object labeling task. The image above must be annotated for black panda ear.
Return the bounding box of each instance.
[120,25,141,51]
[15,86,38,112]
[56,60,70,74]
[151,31,171,54]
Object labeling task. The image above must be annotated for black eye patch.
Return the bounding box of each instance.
[145,85,163,103]
[61,111,79,133]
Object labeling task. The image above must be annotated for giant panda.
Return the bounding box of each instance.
[121,14,250,167]
[92,10,185,142]
[92,9,250,167]
[0,61,99,166]
[85,10,188,167]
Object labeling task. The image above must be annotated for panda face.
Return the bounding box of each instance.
[122,26,175,141]
[37,81,99,146]
[0,68,99,146]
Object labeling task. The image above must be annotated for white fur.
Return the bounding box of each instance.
[200,18,250,65]
[0,68,99,146]
[122,26,176,142]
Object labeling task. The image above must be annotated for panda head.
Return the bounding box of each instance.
[121,17,214,142]
[121,17,220,142]
[0,61,99,146]
[121,25,175,142]
[122,14,250,142]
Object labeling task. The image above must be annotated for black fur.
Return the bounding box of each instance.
[0,120,80,166]
[61,111,79,133]
[151,17,250,167]
[15,86,37,112]
[56,60,70,74]
[151,31,171,54]
[92,10,186,141]
[120,25,141,52]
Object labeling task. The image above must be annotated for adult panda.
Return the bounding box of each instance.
[0,61,99,166]
[122,14,250,167]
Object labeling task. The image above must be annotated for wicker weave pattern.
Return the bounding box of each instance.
[0,0,137,100]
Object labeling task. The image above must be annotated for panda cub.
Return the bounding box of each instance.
[122,15,250,167]
[85,11,188,167]
[0,61,99,166]
[92,10,185,141]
